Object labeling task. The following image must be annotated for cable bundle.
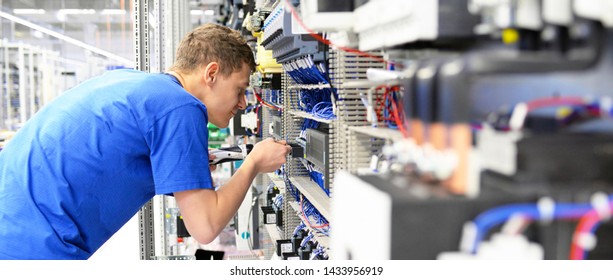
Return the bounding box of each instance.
[267,89,282,107]
[305,162,328,196]
[284,177,300,202]
[309,245,328,260]
[461,193,613,260]
[476,96,608,132]
[293,222,306,237]
[299,119,320,139]
[373,86,406,132]
[298,88,334,111]
[273,193,283,210]
[283,56,329,85]
[300,195,330,236]
[311,101,335,120]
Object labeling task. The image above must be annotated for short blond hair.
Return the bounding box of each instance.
[170,23,255,76]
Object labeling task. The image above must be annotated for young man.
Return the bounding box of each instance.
[0,23,291,259]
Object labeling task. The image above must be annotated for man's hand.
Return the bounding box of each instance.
[176,138,291,245]
[245,138,291,173]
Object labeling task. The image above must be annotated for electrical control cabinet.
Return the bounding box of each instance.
[132,0,613,261]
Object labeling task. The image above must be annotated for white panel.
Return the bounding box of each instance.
[574,0,601,21]
[574,0,613,27]
[299,0,355,31]
[516,0,542,30]
[354,0,437,51]
[330,171,392,260]
[235,186,254,250]
[493,4,512,28]
[542,0,572,25]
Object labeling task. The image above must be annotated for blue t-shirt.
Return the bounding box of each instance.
[0,69,214,259]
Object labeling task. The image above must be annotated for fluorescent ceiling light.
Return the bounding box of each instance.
[13,9,46,15]
[58,9,96,15]
[101,9,127,15]
[190,10,204,15]
[204,10,215,16]
[0,10,133,67]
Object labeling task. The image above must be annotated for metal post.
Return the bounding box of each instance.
[134,0,155,260]
[17,45,25,125]
[0,42,5,129]
[4,44,12,129]
[28,47,34,119]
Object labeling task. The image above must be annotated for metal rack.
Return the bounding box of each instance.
[257,41,392,259]
[288,177,330,219]
[329,51,386,174]
[0,41,106,131]
[280,73,305,240]
[288,201,330,250]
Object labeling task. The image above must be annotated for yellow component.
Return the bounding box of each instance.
[165,213,171,219]
[256,34,282,74]
[556,107,573,119]
[502,28,519,44]
[179,215,183,220]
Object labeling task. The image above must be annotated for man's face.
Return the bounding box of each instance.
[207,63,250,128]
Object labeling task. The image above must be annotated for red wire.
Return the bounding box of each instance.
[374,86,387,122]
[300,195,330,229]
[569,210,600,260]
[569,202,613,260]
[254,89,282,111]
[373,86,409,138]
[392,87,406,123]
[526,96,586,112]
[283,0,391,65]
[390,93,410,139]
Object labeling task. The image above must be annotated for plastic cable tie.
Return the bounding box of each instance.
[576,232,597,251]
[501,214,528,235]
[537,196,555,225]
[509,103,528,131]
[591,192,611,221]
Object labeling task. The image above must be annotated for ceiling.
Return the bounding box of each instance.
[0,0,225,63]
[2,0,226,32]
[5,0,134,34]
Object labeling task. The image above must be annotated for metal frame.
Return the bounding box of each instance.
[0,42,76,131]
[134,0,192,260]
[134,0,154,260]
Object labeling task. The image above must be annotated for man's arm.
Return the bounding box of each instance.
[174,138,290,244]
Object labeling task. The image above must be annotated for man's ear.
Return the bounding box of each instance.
[204,62,219,85]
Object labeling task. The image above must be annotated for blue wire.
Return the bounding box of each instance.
[311,101,335,120]
[300,233,314,248]
[301,198,330,236]
[284,177,300,201]
[470,198,613,253]
[293,222,306,237]
[273,194,283,209]
[579,199,613,259]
